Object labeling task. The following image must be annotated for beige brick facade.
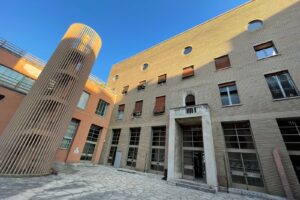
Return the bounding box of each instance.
[102,0,300,198]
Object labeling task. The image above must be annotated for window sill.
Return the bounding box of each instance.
[257,54,280,61]
[153,112,165,116]
[182,75,194,80]
[222,104,242,108]
[157,83,167,87]
[273,96,300,102]
[215,66,231,72]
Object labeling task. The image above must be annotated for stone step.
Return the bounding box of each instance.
[173,179,216,193]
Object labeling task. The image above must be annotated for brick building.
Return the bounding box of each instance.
[0,0,300,198]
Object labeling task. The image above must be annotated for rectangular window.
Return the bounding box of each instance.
[151,126,166,172]
[81,124,102,161]
[277,118,300,182]
[182,66,194,79]
[222,121,255,149]
[137,80,146,91]
[219,82,240,106]
[117,104,125,120]
[254,41,278,60]
[228,152,264,187]
[153,96,166,115]
[0,64,35,94]
[127,128,141,167]
[158,74,167,85]
[122,85,129,95]
[133,100,143,117]
[107,129,121,165]
[95,99,110,116]
[215,55,231,70]
[60,119,80,149]
[222,121,264,188]
[77,91,90,109]
[265,71,299,99]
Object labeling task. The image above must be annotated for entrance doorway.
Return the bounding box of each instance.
[182,125,206,182]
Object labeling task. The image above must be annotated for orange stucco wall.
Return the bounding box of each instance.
[0,48,115,165]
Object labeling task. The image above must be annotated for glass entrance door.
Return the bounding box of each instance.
[182,126,205,181]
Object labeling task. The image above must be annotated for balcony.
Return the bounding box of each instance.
[170,104,210,118]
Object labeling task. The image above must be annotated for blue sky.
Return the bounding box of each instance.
[0,0,248,82]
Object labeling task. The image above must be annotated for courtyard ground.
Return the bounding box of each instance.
[0,165,268,200]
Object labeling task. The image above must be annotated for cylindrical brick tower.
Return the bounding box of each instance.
[0,23,101,176]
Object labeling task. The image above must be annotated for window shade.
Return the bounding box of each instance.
[158,74,166,84]
[133,101,143,113]
[254,41,273,51]
[118,104,125,112]
[153,96,166,114]
[218,81,236,88]
[215,55,231,70]
[182,66,194,78]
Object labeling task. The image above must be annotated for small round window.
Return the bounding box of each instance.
[183,46,192,55]
[142,63,149,71]
[247,20,263,32]
[113,75,119,81]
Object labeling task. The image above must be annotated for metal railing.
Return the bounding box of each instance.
[0,38,107,87]
[171,104,209,115]
[0,73,34,94]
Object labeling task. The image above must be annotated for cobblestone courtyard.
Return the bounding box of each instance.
[0,165,267,200]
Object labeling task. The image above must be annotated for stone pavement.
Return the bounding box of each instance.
[0,165,265,200]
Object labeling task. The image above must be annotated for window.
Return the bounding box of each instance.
[254,41,278,60]
[77,91,89,109]
[81,124,102,161]
[0,94,4,100]
[219,82,240,106]
[228,152,264,187]
[277,118,300,182]
[0,64,35,94]
[142,63,148,71]
[151,126,166,172]
[183,46,192,55]
[158,74,167,85]
[117,104,125,120]
[215,55,231,70]
[182,66,194,79]
[127,128,141,167]
[265,71,299,99]
[95,99,110,117]
[113,75,119,81]
[137,80,146,91]
[248,20,263,32]
[60,119,80,149]
[133,100,143,117]
[153,96,166,115]
[122,85,129,95]
[277,118,300,151]
[185,94,195,106]
[107,129,121,165]
[222,121,264,188]
[222,121,255,149]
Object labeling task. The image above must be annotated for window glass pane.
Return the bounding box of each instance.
[60,119,80,149]
[277,73,299,97]
[230,93,240,104]
[96,99,110,116]
[248,20,263,32]
[77,92,89,109]
[265,47,277,57]
[265,76,284,99]
[221,94,230,105]
[256,50,266,59]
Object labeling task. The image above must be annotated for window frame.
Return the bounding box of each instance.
[77,91,90,110]
[218,82,241,106]
[253,41,278,60]
[265,71,299,100]
[95,99,110,117]
[60,118,80,149]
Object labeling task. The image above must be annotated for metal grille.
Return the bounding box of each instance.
[0,23,101,176]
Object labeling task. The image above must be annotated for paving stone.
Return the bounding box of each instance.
[0,165,264,200]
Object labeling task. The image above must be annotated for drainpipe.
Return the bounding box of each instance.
[273,148,295,200]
